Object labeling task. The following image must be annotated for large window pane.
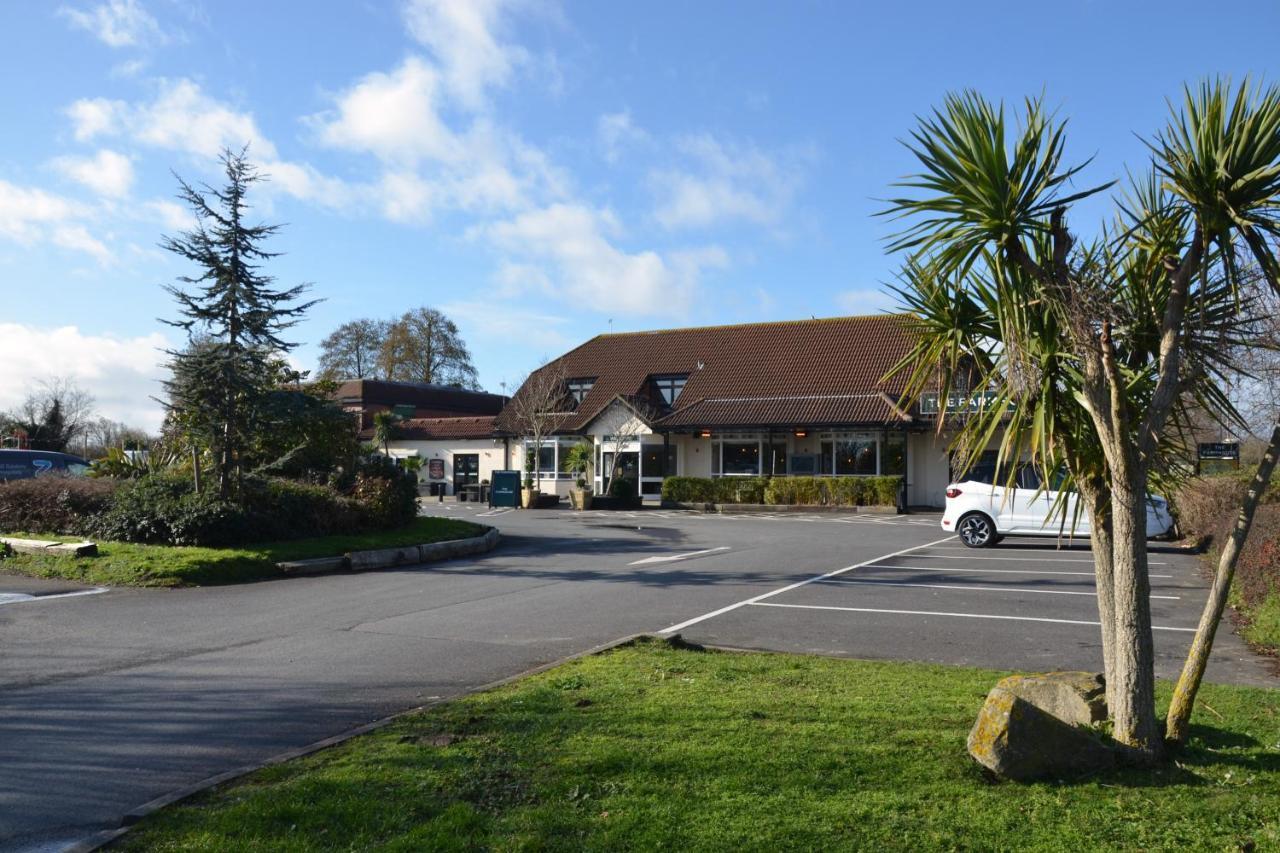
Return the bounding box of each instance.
[881,432,906,476]
[835,439,876,475]
[537,444,556,475]
[819,441,833,475]
[723,441,760,475]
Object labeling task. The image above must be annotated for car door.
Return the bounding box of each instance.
[1000,464,1042,532]
[1043,468,1091,538]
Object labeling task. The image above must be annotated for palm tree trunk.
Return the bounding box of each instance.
[1079,480,1118,706]
[1166,419,1280,745]
[1108,476,1162,761]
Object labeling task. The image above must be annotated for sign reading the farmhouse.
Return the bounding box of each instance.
[1198,442,1240,461]
[427,458,446,480]
[919,391,1008,416]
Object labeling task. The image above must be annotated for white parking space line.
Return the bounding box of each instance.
[0,587,109,606]
[748,601,1196,632]
[818,578,1181,599]
[476,508,513,517]
[897,553,1168,565]
[656,535,957,635]
[860,563,1174,579]
[629,546,731,566]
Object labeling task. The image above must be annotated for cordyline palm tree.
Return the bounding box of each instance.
[883,79,1280,760]
[371,410,399,456]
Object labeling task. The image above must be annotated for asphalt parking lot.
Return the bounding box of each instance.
[0,502,1273,850]
[434,501,1273,683]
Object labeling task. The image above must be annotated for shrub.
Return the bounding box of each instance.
[352,471,418,530]
[245,478,362,539]
[90,469,403,547]
[763,477,793,505]
[665,475,900,507]
[714,476,767,504]
[792,477,828,506]
[0,476,118,536]
[662,476,716,503]
[608,477,640,506]
[873,476,902,507]
[89,473,250,546]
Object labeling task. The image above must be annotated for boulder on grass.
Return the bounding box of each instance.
[968,686,1115,781]
[996,671,1107,726]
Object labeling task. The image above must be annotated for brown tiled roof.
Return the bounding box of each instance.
[658,393,911,430]
[360,416,499,441]
[507,313,920,433]
[332,379,507,416]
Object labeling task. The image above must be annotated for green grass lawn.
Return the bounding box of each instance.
[121,638,1280,852]
[0,517,486,587]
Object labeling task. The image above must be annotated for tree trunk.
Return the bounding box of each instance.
[191,446,202,495]
[1078,480,1118,706]
[1166,418,1280,745]
[1108,477,1162,760]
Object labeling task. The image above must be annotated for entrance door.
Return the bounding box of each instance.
[601,451,638,494]
[453,454,479,495]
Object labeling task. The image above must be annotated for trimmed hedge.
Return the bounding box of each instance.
[662,475,901,507]
[0,475,119,536]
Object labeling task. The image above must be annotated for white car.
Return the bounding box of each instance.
[941,464,1174,548]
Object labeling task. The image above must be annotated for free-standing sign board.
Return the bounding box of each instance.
[1197,442,1240,474]
[490,470,521,508]
[427,458,445,480]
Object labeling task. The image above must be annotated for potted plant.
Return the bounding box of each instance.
[521,473,539,509]
[561,440,595,510]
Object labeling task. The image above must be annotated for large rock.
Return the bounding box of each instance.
[996,671,1107,726]
[968,686,1115,781]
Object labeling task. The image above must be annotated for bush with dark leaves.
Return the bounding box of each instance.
[0,476,118,536]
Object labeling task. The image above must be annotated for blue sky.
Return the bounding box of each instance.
[2,0,1277,429]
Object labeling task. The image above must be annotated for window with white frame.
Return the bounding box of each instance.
[524,438,581,479]
[651,374,688,406]
[566,378,595,406]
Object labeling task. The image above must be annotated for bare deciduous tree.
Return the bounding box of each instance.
[502,361,568,494]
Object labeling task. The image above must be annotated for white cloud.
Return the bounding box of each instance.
[66,79,273,159]
[481,203,723,316]
[650,133,810,230]
[145,198,194,231]
[67,97,125,141]
[597,110,646,163]
[402,0,528,109]
[377,170,436,223]
[0,325,170,431]
[65,80,352,208]
[0,179,111,262]
[59,0,165,48]
[50,224,113,264]
[52,148,135,198]
[315,57,460,165]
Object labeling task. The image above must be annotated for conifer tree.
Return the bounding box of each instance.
[161,148,318,498]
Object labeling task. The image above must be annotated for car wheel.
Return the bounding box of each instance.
[957,512,997,548]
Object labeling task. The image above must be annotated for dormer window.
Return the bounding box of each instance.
[566,378,595,405]
[651,374,688,406]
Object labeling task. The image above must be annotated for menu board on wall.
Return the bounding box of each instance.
[428,458,445,480]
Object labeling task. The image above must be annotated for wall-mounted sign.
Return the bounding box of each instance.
[919,391,1010,416]
[427,458,446,480]
[1198,442,1240,460]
